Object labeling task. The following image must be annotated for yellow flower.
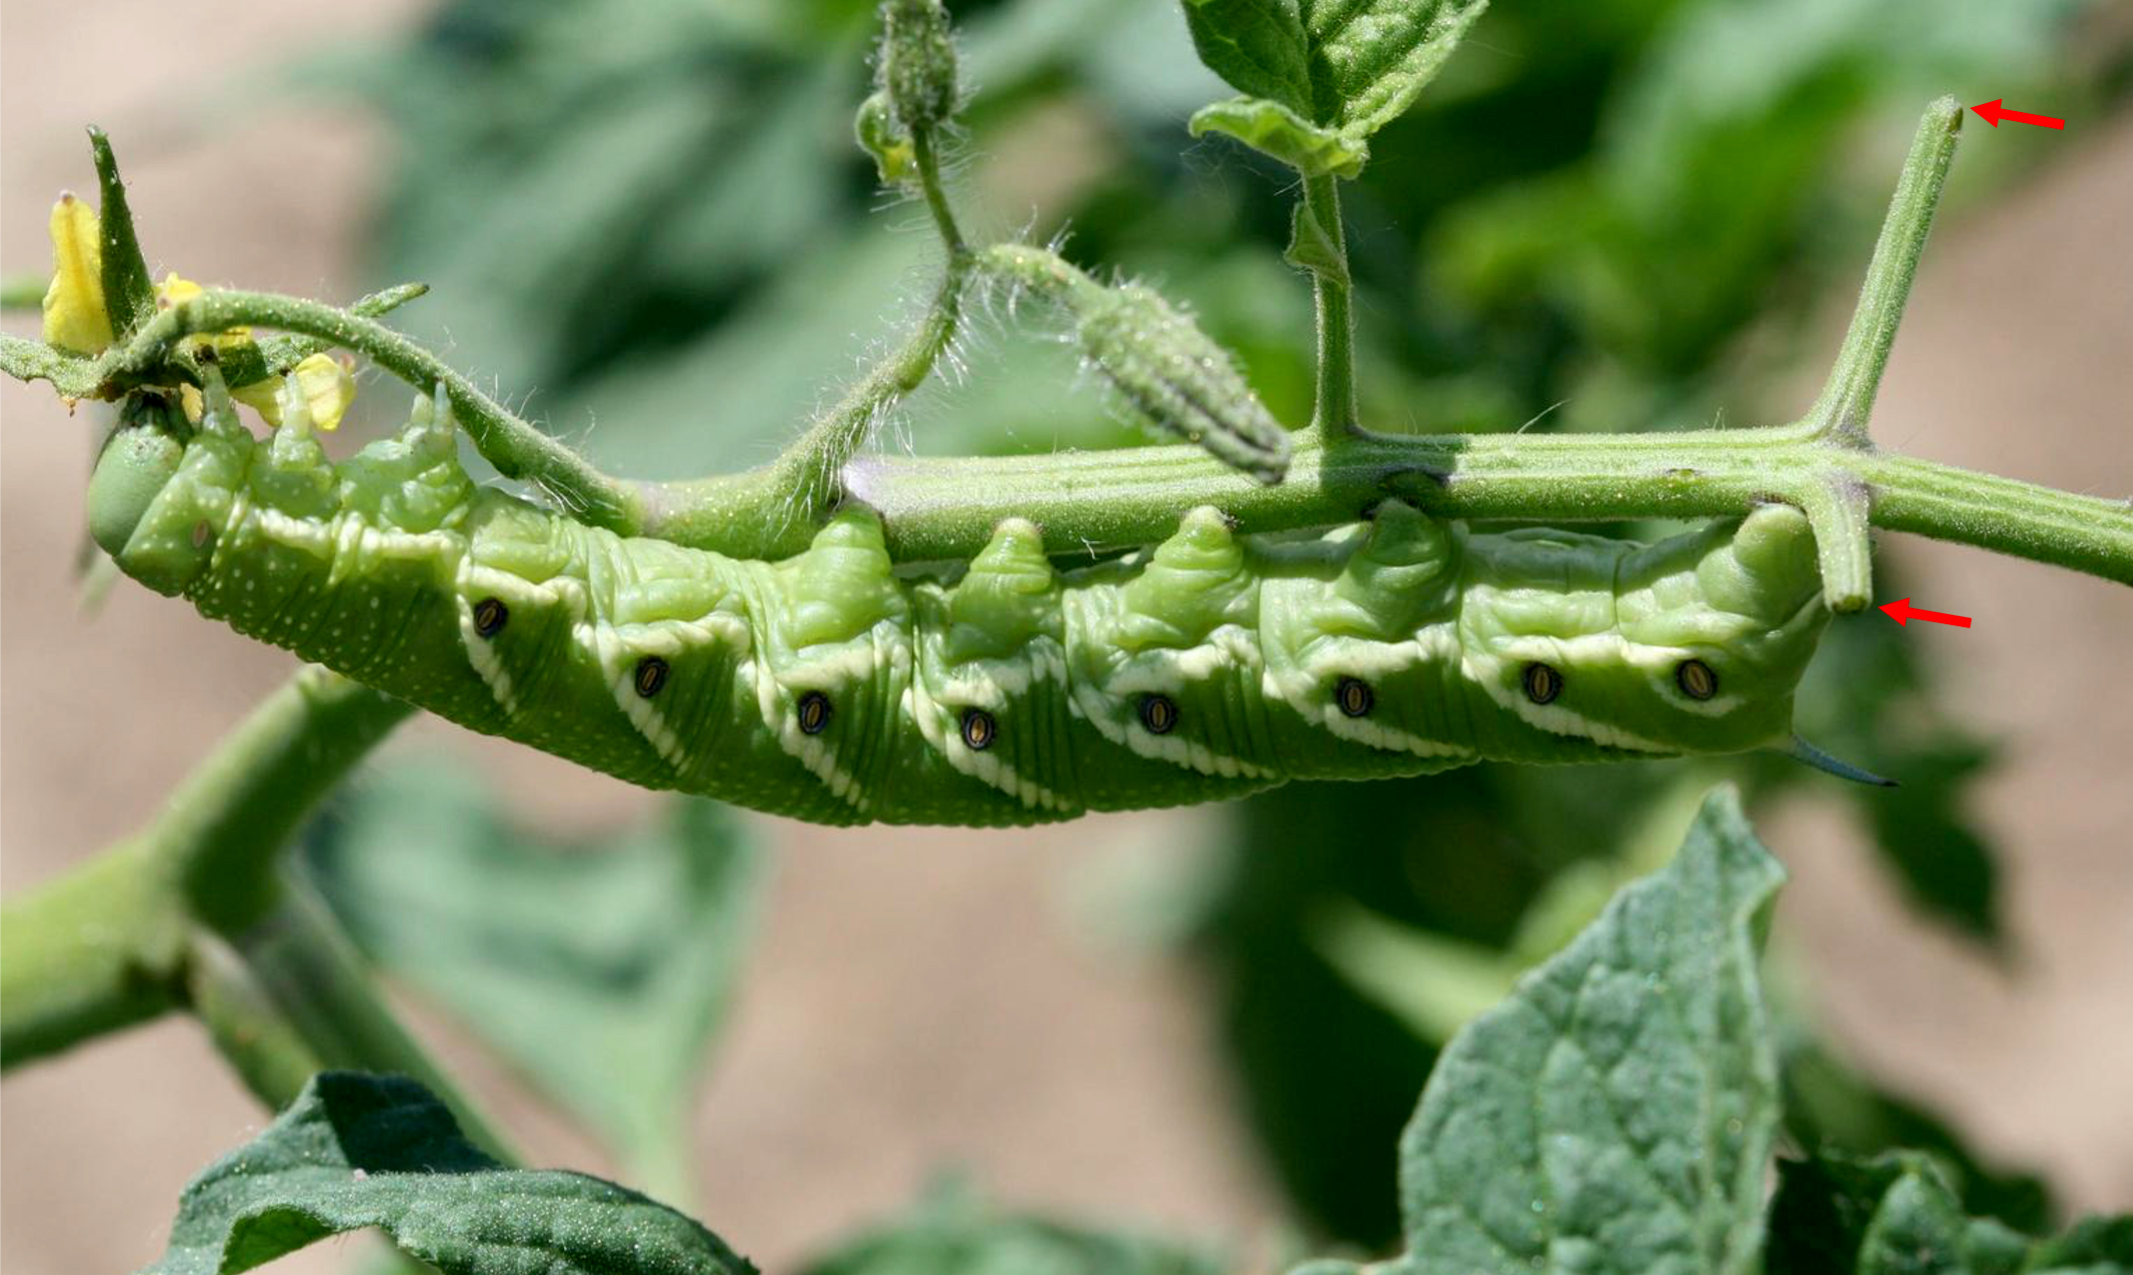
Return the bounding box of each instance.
[42,206,357,431]
[239,354,356,433]
[43,194,113,354]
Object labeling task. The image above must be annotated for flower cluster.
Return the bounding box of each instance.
[43,193,354,432]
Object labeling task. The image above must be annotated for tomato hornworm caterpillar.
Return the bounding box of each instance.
[86,377,1835,827]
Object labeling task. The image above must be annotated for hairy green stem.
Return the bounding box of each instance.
[1808,98,1962,441]
[755,112,973,520]
[1301,173,1360,438]
[0,669,408,1067]
[0,665,513,1156]
[911,127,967,258]
[845,424,2133,586]
[0,837,186,1068]
[161,667,416,934]
[105,291,646,532]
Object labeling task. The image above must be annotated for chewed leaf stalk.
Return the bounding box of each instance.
[89,382,1827,828]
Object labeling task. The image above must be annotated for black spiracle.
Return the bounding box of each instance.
[1521,663,1562,705]
[1336,677,1374,718]
[472,597,508,638]
[1139,694,1178,735]
[798,691,833,735]
[960,707,997,751]
[634,657,669,698]
[1676,659,1718,701]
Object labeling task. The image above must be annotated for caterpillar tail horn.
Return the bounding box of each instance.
[1787,735,1898,787]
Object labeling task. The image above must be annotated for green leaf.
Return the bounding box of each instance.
[799,1180,1226,1275]
[1181,0,1490,156]
[1179,0,1314,115]
[140,1072,755,1275]
[1300,0,1491,138]
[1317,785,1785,1275]
[1767,1149,2133,1275]
[1190,96,1368,178]
[305,763,767,1193]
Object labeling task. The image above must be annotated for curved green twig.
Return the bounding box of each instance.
[0,668,512,1158]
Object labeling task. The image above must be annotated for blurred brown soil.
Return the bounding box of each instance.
[3,4,2129,1273]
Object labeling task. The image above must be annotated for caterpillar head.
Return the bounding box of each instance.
[87,379,257,596]
[87,392,193,563]
[1465,504,1828,759]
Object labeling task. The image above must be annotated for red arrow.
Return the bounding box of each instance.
[1879,598,1972,629]
[1971,99,2064,130]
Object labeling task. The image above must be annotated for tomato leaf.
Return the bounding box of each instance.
[1304,786,1785,1274]
[138,1072,755,1275]
[1180,0,1489,176]
[1178,0,1314,115]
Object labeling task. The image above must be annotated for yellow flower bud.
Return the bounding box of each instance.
[43,194,113,355]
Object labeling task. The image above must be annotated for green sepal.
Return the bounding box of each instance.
[87,127,157,340]
[1189,96,1368,180]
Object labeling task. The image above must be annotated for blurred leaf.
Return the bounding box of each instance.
[1779,600,2007,945]
[140,1072,755,1275]
[1766,1149,2133,1275]
[1343,786,1784,1275]
[1851,742,2001,944]
[305,763,767,1194]
[1779,1035,2053,1235]
[1312,904,1517,1042]
[798,1180,1226,1275]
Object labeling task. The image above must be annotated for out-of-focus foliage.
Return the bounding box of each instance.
[304,764,767,1197]
[1766,1149,2133,1275]
[322,0,2132,1254]
[795,1181,1227,1275]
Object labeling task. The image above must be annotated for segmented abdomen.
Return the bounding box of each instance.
[116,401,1827,827]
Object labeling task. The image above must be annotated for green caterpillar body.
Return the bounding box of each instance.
[91,391,1828,827]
